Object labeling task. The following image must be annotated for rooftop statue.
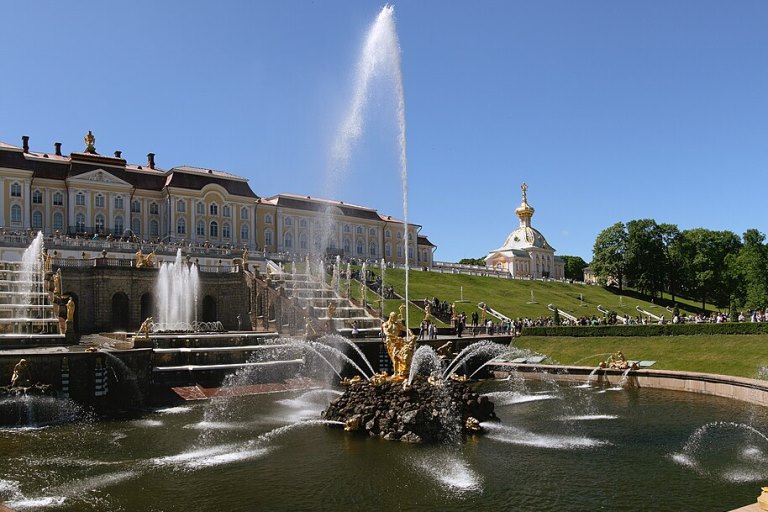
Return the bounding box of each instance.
[84,130,96,154]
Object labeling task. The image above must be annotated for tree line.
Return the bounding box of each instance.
[591,220,768,312]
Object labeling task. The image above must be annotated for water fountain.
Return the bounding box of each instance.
[153,249,200,332]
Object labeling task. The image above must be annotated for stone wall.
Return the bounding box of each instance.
[58,265,253,334]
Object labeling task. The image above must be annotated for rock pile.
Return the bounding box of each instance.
[322,376,497,443]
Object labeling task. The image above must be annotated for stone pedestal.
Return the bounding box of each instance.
[65,320,76,344]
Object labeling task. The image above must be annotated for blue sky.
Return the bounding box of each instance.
[1,1,766,262]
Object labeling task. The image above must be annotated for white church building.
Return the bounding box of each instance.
[484,184,564,279]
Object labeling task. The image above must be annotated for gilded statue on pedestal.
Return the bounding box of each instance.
[382,309,416,380]
[84,130,96,154]
[138,317,153,339]
[66,296,75,322]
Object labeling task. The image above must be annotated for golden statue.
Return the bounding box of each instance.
[423,302,433,324]
[398,303,406,321]
[66,296,75,322]
[757,487,768,511]
[138,317,153,339]
[134,249,144,267]
[327,301,337,320]
[10,359,32,388]
[53,270,62,297]
[134,250,156,268]
[521,182,528,203]
[84,130,96,154]
[382,310,416,380]
[43,250,52,273]
[305,315,320,340]
[601,350,634,370]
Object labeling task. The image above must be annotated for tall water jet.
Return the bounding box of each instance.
[330,5,410,327]
[155,250,200,331]
[18,231,44,310]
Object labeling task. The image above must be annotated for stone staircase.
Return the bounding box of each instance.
[269,269,382,338]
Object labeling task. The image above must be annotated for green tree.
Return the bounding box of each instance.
[731,229,768,311]
[591,222,628,290]
[560,255,588,281]
[676,228,742,310]
[625,219,666,297]
[459,257,486,266]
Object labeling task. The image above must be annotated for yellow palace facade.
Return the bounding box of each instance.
[0,133,435,266]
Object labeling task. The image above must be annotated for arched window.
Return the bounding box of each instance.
[150,202,159,215]
[32,190,43,204]
[408,247,414,259]
[76,191,85,206]
[408,233,412,241]
[75,213,86,231]
[356,226,363,235]
[177,199,186,212]
[343,224,350,233]
[299,219,307,228]
[265,214,272,224]
[369,241,376,256]
[385,230,391,239]
[95,194,105,208]
[299,233,307,250]
[10,183,21,197]
[196,220,205,237]
[264,229,273,246]
[397,231,402,239]
[150,220,159,237]
[10,204,21,224]
[397,245,403,258]
[95,214,105,233]
[284,232,293,249]
[209,221,219,238]
[240,224,249,240]
[329,237,337,250]
[131,218,141,235]
[114,215,124,234]
[222,223,231,239]
[53,192,63,206]
[343,237,351,254]
[369,228,376,237]
[32,210,43,229]
[177,218,186,235]
[53,212,63,230]
[284,216,292,227]
[356,239,363,255]
[209,203,218,216]
[222,205,231,218]
[385,243,391,257]
[114,195,124,209]
[131,201,141,213]
[196,202,205,215]
[241,207,249,220]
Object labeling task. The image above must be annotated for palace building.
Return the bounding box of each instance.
[0,133,436,266]
[484,183,564,279]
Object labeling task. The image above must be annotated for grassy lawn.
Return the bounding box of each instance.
[371,267,707,326]
[513,335,768,379]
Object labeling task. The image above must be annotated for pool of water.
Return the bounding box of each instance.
[1,379,766,511]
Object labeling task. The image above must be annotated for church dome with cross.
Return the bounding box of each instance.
[484,183,564,279]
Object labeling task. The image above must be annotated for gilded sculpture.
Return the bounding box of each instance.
[382,310,416,380]
[66,296,75,322]
[84,130,96,154]
[134,249,156,268]
[138,317,153,339]
[10,359,32,388]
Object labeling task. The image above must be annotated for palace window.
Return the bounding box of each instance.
[343,224,350,233]
[385,230,391,239]
[299,233,307,250]
[222,205,231,218]
[10,205,21,224]
[177,199,186,213]
[370,241,376,256]
[75,213,86,231]
[196,202,205,215]
[356,240,363,255]
[343,238,351,253]
[397,231,402,239]
[53,212,63,230]
[210,221,219,238]
[150,220,159,237]
[76,192,85,206]
[284,217,292,227]
[32,190,43,204]
[132,218,141,235]
[313,235,320,251]
[356,226,363,235]
[114,215,124,234]
[385,244,391,257]
[397,245,403,258]
[177,218,186,235]
[150,202,159,215]
[95,194,105,208]
[95,214,105,233]
[196,220,205,237]
[209,203,218,216]
[53,192,63,206]
[114,196,124,209]
[32,211,43,229]
[240,224,249,240]
[283,233,293,249]
[408,233,412,241]
[222,223,231,239]
[10,183,21,197]
[408,247,414,259]
[369,228,376,237]
[265,214,272,225]
[264,229,273,246]
[131,201,141,213]
[299,219,307,228]
[240,207,249,220]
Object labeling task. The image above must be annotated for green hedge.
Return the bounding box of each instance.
[522,322,768,337]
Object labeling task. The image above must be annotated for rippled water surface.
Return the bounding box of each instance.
[1,381,766,511]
